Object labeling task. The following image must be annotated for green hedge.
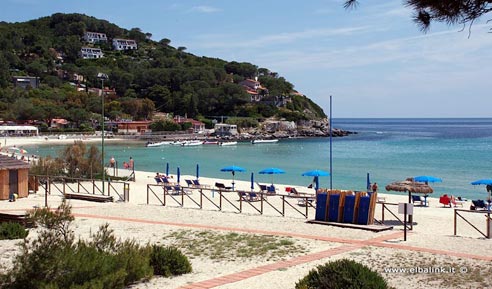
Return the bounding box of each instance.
[296,259,389,289]
[0,222,28,240]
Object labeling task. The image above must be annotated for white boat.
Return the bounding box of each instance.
[170,140,185,146]
[146,141,173,147]
[181,140,203,146]
[203,140,219,145]
[251,139,279,144]
[219,141,237,146]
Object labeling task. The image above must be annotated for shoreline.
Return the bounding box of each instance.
[1,168,491,288]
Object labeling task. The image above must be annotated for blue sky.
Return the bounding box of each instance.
[2,0,491,118]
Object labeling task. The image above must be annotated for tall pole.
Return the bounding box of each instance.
[329,95,333,190]
[101,77,105,195]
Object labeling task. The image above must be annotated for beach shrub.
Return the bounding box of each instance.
[0,222,28,240]
[1,203,154,289]
[149,245,192,277]
[295,259,388,289]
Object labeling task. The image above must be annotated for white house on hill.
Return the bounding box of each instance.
[84,31,108,44]
[112,39,138,51]
[80,47,104,59]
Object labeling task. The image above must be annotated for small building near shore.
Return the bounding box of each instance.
[0,155,30,200]
[113,121,152,134]
[214,123,238,136]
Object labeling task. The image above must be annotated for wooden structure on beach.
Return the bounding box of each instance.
[0,155,30,200]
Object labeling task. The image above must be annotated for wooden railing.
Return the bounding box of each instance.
[146,184,316,219]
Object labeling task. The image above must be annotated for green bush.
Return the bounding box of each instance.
[0,222,28,240]
[1,204,154,289]
[295,259,388,289]
[149,245,192,277]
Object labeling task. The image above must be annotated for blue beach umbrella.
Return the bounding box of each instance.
[196,164,200,180]
[259,167,285,185]
[414,176,442,183]
[470,179,492,186]
[177,167,180,184]
[471,179,492,207]
[220,165,246,190]
[302,169,330,191]
[166,162,169,176]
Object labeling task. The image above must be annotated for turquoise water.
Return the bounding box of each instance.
[26,118,492,200]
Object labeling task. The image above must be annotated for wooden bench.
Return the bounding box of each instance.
[64,192,113,203]
[0,212,35,227]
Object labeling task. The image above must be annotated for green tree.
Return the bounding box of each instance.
[344,0,492,32]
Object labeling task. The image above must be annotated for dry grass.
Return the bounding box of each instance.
[161,229,306,261]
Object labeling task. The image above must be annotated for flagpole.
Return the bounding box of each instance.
[329,95,333,190]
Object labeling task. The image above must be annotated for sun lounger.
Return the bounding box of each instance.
[470,200,487,210]
[238,191,261,202]
[412,195,425,206]
[192,179,211,189]
[215,182,232,191]
[185,179,194,187]
[289,188,315,206]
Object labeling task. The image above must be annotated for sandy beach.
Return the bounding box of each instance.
[1,137,491,289]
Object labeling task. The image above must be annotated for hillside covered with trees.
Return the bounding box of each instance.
[0,13,326,132]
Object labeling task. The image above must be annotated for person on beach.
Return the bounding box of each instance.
[371,182,378,193]
[129,157,134,169]
[123,161,129,169]
[109,156,115,168]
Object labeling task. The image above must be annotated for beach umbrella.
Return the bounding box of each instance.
[177,167,180,184]
[385,180,433,203]
[196,164,200,180]
[414,176,442,183]
[471,179,492,208]
[166,162,169,176]
[301,169,329,191]
[220,165,246,190]
[259,167,285,185]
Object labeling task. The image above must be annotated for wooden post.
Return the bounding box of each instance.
[454,209,457,236]
[260,195,263,215]
[487,211,491,239]
[200,189,203,209]
[403,204,407,241]
[305,197,308,218]
[219,191,222,211]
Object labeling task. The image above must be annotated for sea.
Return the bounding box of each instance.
[26,118,492,201]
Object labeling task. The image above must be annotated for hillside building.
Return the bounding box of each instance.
[84,31,108,43]
[80,47,104,59]
[12,76,40,89]
[112,38,138,51]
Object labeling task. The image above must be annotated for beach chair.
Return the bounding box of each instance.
[439,195,451,207]
[215,182,232,191]
[192,179,211,189]
[266,185,277,195]
[163,185,179,195]
[411,195,425,206]
[289,188,315,206]
[470,200,487,210]
[185,179,194,187]
[256,182,268,193]
[238,191,261,202]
